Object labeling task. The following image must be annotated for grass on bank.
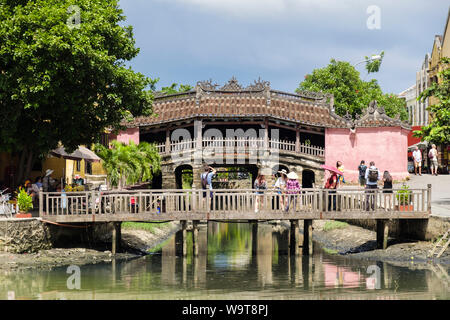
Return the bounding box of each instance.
[322,247,339,255]
[122,222,170,233]
[323,220,349,232]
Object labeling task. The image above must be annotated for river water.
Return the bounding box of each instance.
[1,222,449,300]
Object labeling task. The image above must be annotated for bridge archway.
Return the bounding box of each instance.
[175,165,193,189]
[302,169,315,188]
[151,171,162,189]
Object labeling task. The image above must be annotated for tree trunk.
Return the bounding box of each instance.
[16,146,28,185]
[23,149,35,183]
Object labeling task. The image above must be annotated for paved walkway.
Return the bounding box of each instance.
[395,174,450,218]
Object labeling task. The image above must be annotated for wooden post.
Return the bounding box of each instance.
[295,126,300,153]
[193,220,199,256]
[264,118,269,150]
[290,220,300,256]
[182,220,187,257]
[427,184,432,214]
[303,219,313,255]
[165,128,171,154]
[112,222,117,255]
[194,120,203,166]
[377,220,389,249]
[39,187,43,216]
[251,220,258,257]
[91,191,96,214]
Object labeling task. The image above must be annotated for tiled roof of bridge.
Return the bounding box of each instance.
[129,78,410,130]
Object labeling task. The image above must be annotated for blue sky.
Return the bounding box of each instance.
[118,0,449,94]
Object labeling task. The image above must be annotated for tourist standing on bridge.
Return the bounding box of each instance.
[274,169,288,210]
[336,161,345,187]
[324,169,338,211]
[365,161,381,211]
[201,165,216,209]
[382,171,393,210]
[254,174,267,213]
[285,172,301,212]
[358,160,367,187]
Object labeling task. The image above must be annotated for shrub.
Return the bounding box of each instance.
[396,184,412,205]
[17,187,33,212]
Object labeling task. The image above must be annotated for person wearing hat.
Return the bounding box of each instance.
[274,169,288,210]
[42,169,55,192]
[285,171,301,212]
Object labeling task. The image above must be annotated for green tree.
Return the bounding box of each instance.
[297,59,407,120]
[160,83,193,95]
[414,57,450,144]
[94,140,160,188]
[0,0,155,184]
[365,51,385,74]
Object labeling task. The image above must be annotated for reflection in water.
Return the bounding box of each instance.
[0,222,449,300]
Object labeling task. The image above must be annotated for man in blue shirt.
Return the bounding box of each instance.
[201,165,216,198]
[365,161,380,211]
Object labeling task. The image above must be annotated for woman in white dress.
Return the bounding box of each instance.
[274,169,288,211]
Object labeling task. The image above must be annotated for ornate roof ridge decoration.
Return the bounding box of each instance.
[220,76,244,91]
[196,79,219,91]
[197,77,270,93]
[353,100,411,129]
[246,77,270,91]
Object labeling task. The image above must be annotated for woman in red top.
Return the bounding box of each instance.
[324,170,338,211]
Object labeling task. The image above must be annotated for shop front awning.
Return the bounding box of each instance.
[50,146,101,162]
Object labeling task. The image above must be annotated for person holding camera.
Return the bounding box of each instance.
[201,165,216,199]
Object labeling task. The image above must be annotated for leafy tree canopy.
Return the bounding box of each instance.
[94,140,160,188]
[414,57,450,144]
[160,83,193,95]
[365,51,385,73]
[0,0,155,182]
[297,58,407,120]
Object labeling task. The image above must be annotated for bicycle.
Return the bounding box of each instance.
[0,188,15,218]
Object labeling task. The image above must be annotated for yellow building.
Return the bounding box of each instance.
[427,8,450,172]
[0,146,106,189]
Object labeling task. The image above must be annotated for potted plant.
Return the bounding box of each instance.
[395,184,413,211]
[16,187,33,218]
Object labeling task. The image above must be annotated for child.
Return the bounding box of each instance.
[336,161,345,186]
[156,199,161,214]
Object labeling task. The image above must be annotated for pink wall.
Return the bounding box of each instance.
[325,127,410,182]
[109,127,140,145]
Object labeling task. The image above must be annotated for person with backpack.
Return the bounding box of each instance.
[364,161,380,211]
[428,144,439,176]
[358,160,367,187]
[201,165,216,199]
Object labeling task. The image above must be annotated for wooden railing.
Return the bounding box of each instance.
[156,138,324,158]
[39,187,431,222]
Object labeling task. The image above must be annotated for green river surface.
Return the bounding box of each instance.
[1,222,449,300]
